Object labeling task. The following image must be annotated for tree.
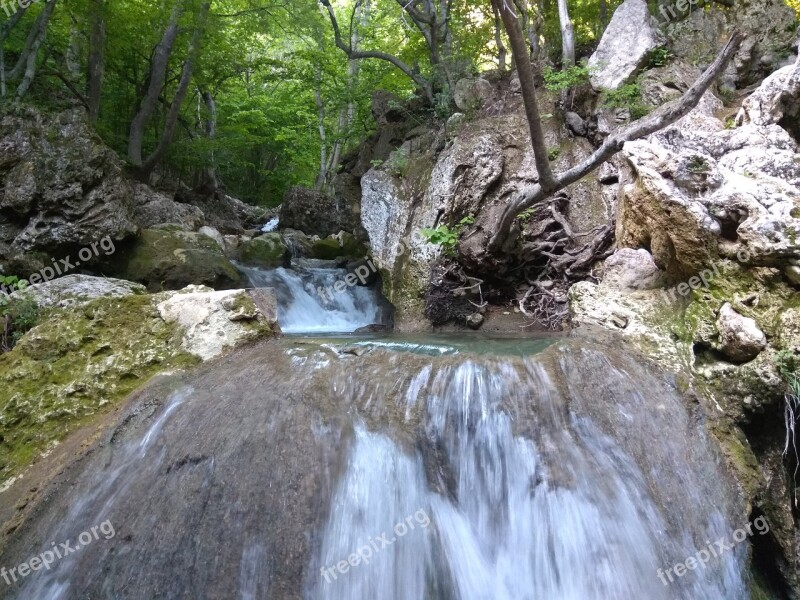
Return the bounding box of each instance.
[556,0,575,67]
[87,0,105,122]
[478,0,744,257]
[128,0,213,179]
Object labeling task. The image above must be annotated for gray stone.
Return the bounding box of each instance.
[9,274,146,309]
[565,112,587,136]
[0,108,139,272]
[279,186,358,238]
[588,0,664,90]
[602,248,664,291]
[454,78,494,111]
[132,184,205,231]
[465,313,484,330]
[786,265,800,286]
[716,302,767,363]
[198,225,225,249]
[156,287,277,361]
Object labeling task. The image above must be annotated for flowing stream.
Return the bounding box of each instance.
[0,266,749,599]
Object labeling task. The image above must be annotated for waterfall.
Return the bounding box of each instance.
[239,261,390,334]
[1,338,748,600]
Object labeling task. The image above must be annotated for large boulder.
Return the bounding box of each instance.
[237,233,289,268]
[9,274,146,309]
[279,186,359,238]
[156,286,278,361]
[308,232,367,260]
[132,183,205,231]
[173,188,267,233]
[453,78,494,111]
[665,0,796,88]
[736,53,800,139]
[716,302,767,363]
[587,0,664,90]
[0,108,138,273]
[110,229,246,291]
[0,282,279,487]
[617,71,800,277]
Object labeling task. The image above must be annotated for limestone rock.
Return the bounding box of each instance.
[237,233,289,268]
[716,302,767,363]
[602,248,664,291]
[665,0,796,88]
[112,229,246,291]
[9,274,145,309]
[617,70,800,275]
[736,55,800,137]
[0,108,138,272]
[587,0,664,90]
[279,186,359,238]
[198,226,225,249]
[132,183,204,231]
[565,112,587,136]
[454,78,494,111]
[173,189,267,233]
[308,232,367,260]
[156,287,277,361]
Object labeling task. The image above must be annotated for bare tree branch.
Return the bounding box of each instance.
[485,28,745,252]
[320,0,433,102]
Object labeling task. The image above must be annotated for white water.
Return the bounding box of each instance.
[310,354,747,600]
[239,262,389,334]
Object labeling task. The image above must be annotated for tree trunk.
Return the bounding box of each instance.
[195,90,218,192]
[87,0,105,123]
[314,64,328,191]
[493,4,507,73]
[5,0,56,97]
[138,0,212,179]
[557,0,575,67]
[128,1,184,166]
[480,21,744,254]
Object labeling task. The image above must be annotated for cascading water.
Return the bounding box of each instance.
[0,283,751,600]
[238,260,390,334]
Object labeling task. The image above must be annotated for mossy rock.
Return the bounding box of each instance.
[237,233,289,268]
[111,229,245,291]
[0,294,198,486]
[309,233,367,260]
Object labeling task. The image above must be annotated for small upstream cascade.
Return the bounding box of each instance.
[239,260,390,334]
[1,274,750,600]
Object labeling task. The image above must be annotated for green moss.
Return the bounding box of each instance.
[237,233,289,268]
[115,229,245,291]
[0,294,198,485]
[309,234,367,260]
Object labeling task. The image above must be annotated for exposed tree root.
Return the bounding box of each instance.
[515,194,614,329]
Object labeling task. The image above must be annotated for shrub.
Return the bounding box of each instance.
[420,215,474,255]
[0,276,38,352]
[647,47,673,68]
[542,61,592,92]
[601,83,649,119]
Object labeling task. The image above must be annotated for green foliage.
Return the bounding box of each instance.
[517,207,536,222]
[777,350,800,394]
[542,62,593,92]
[646,47,673,68]
[687,156,710,174]
[724,116,737,129]
[717,86,736,107]
[548,148,561,162]
[601,83,650,119]
[420,216,474,255]
[0,277,38,352]
[386,147,410,178]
